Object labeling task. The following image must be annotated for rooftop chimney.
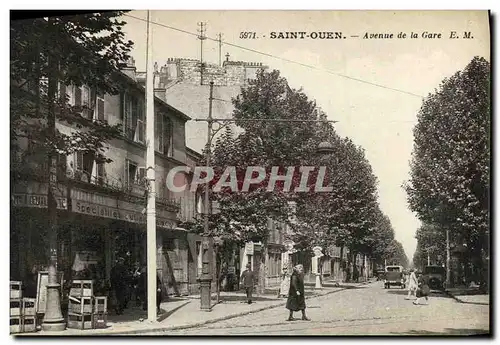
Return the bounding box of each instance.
[121,57,137,81]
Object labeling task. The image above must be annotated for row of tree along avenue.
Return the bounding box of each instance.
[184,69,409,293]
[405,57,490,291]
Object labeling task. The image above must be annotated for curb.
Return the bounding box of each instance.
[444,290,489,306]
[101,280,373,335]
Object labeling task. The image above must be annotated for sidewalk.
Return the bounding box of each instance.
[445,287,489,305]
[19,280,371,336]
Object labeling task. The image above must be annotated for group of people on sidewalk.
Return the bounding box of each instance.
[110,258,163,315]
[240,263,311,321]
[405,268,430,305]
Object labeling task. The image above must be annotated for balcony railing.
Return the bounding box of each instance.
[12,159,181,212]
[65,169,181,211]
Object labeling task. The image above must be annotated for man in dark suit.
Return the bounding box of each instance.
[240,263,255,304]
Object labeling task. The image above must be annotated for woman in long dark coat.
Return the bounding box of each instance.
[414,272,430,305]
[286,264,311,321]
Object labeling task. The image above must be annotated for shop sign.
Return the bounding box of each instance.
[72,200,176,229]
[12,193,67,210]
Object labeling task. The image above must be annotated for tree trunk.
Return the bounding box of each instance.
[446,229,451,288]
[258,243,267,295]
[339,246,344,282]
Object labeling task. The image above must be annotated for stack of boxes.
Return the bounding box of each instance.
[68,280,94,330]
[10,281,36,334]
[67,280,107,330]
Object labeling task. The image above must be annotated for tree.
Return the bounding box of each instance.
[11,12,133,329]
[412,223,446,269]
[188,70,329,293]
[405,57,490,287]
[293,133,381,281]
[384,240,409,268]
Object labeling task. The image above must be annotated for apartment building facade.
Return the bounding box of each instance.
[10,58,209,297]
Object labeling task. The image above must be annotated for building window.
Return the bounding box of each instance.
[121,92,145,144]
[95,90,105,121]
[75,151,94,183]
[96,162,105,186]
[155,113,173,156]
[125,159,145,187]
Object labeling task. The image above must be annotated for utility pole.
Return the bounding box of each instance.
[446,228,451,288]
[198,81,215,310]
[218,33,223,66]
[145,10,157,322]
[42,16,65,332]
[197,22,207,85]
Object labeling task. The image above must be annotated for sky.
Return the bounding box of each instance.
[121,10,490,261]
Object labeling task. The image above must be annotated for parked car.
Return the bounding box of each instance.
[384,265,405,289]
[375,269,386,281]
[423,265,445,290]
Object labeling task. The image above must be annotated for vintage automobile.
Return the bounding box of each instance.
[384,265,405,289]
[423,265,446,290]
[375,268,386,281]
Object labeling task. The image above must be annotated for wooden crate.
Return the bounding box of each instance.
[69,280,93,298]
[10,299,22,317]
[22,298,36,316]
[67,313,93,330]
[68,296,93,314]
[93,312,108,329]
[22,316,36,333]
[10,281,22,299]
[94,296,107,314]
[10,316,22,334]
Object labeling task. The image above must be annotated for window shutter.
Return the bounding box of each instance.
[138,167,146,185]
[97,98,105,120]
[74,86,82,106]
[59,83,66,102]
[120,93,125,120]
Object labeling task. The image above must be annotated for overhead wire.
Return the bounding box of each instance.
[123,13,425,99]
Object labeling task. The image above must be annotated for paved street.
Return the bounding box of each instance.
[145,281,489,336]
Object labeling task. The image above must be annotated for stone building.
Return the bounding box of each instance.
[10,57,209,299]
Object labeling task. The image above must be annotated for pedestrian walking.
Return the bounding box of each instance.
[286,264,310,321]
[139,267,164,314]
[110,257,128,315]
[405,269,418,300]
[277,267,290,298]
[240,263,255,304]
[414,272,430,305]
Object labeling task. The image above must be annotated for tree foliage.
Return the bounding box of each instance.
[11,12,133,168]
[187,69,403,271]
[405,56,490,275]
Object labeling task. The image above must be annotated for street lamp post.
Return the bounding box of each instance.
[193,81,337,309]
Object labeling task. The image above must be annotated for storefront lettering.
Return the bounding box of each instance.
[12,193,67,210]
[73,200,175,229]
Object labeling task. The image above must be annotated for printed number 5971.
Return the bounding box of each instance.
[240,32,257,39]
